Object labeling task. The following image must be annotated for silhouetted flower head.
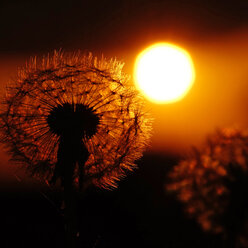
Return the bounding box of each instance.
[167,128,248,247]
[0,51,152,189]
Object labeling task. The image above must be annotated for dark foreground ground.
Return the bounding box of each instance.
[0,153,222,248]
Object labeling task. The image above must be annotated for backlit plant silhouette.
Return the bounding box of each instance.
[0,51,152,246]
[1,51,151,189]
[167,128,248,248]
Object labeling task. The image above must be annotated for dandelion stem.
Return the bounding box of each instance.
[55,134,89,248]
[64,163,77,248]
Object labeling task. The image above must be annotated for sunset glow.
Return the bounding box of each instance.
[134,43,195,104]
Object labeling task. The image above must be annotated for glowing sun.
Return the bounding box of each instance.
[134,43,195,104]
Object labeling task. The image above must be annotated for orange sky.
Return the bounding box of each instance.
[0,29,248,158]
[123,28,248,155]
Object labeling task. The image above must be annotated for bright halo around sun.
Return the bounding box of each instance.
[134,43,195,104]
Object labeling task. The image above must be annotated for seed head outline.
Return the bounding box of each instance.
[1,51,152,189]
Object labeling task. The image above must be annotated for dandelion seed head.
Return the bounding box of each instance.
[166,129,248,233]
[0,51,152,189]
[167,128,248,245]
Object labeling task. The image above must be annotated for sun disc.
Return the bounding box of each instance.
[134,43,195,104]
